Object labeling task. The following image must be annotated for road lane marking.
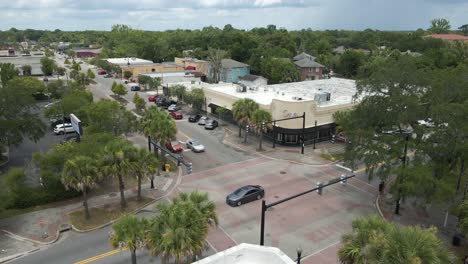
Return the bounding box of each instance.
[73,247,127,264]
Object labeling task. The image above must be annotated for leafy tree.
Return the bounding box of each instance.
[0,63,19,87]
[336,50,365,78]
[111,81,127,99]
[140,106,177,145]
[338,215,454,264]
[429,18,451,34]
[44,48,54,57]
[186,88,205,110]
[55,66,66,79]
[207,48,227,83]
[133,93,146,114]
[146,200,207,263]
[129,148,158,200]
[110,214,148,264]
[100,139,135,208]
[170,85,186,102]
[232,98,259,137]
[148,77,161,94]
[261,57,299,84]
[44,87,93,121]
[40,57,56,76]
[71,62,81,71]
[62,156,100,220]
[123,71,133,79]
[459,24,468,36]
[86,68,95,79]
[85,100,136,136]
[21,64,32,76]
[64,58,70,64]
[137,75,152,90]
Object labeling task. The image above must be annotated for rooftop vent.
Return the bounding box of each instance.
[314,92,331,104]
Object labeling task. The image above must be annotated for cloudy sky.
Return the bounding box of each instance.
[1,0,467,31]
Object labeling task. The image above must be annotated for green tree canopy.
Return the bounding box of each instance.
[110,214,148,264]
[40,57,56,76]
[0,63,19,87]
[232,98,259,136]
[428,18,451,34]
[111,81,127,98]
[85,100,137,136]
[186,88,205,110]
[140,106,177,144]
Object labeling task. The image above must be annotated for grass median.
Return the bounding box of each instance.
[69,196,153,231]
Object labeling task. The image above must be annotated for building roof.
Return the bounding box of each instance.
[333,46,346,54]
[293,52,316,61]
[106,57,154,66]
[239,74,266,82]
[424,34,468,41]
[221,58,249,68]
[73,48,102,54]
[193,243,295,264]
[182,57,208,63]
[203,77,357,106]
[294,58,324,68]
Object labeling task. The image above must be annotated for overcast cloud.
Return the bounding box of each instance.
[0,0,466,31]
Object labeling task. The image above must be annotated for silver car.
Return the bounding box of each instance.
[186,139,205,153]
[198,116,208,125]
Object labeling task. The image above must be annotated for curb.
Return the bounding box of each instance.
[71,166,183,233]
[1,229,62,246]
[0,248,39,264]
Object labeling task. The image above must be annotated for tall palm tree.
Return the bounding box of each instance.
[146,201,207,264]
[174,191,218,227]
[62,156,99,220]
[100,139,134,208]
[130,148,159,200]
[109,214,148,264]
[232,98,259,138]
[338,215,454,264]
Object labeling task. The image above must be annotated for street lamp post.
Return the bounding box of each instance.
[301,112,306,154]
[296,247,302,264]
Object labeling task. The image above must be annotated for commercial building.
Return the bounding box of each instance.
[140,70,204,87]
[293,52,324,81]
[0,52,46,75]
[106,58,184,77]
[175,57,210,75]
[193,243,295,264]
[73,48,101,58]
[202,77,357,145]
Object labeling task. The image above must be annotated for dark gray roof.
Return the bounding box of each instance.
[221,58,249,68]
[294,58,324,68]
[293,52,315,61]
[239,74,266,82]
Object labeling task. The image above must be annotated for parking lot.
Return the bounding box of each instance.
[178,157,377,261]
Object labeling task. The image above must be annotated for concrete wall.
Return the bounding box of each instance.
[221,67,250,83]
[120,64,184,77]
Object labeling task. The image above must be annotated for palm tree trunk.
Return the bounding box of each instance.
[118,174,127,208]
[83,186,90,220]
[137,173,142,201]
[130,249,137,264]
[238,123,242,137]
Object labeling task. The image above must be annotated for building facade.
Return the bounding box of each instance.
[0,53,46,75]
[106,58,184,77]
[73,48,102,58]
[293,52,324,81]
[201,78,357,146]
[174,57,210,75]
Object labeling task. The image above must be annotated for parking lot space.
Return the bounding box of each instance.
[178,158,376,260]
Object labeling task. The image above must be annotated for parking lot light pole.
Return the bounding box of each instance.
[259,174,355,245]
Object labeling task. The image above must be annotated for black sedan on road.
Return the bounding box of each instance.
[188,114,202,123]
[226,185,264,207]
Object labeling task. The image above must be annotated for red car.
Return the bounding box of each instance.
[98,70,106,75]
[165,140,183,153]
[148,95,157,102]
[169,112,183,120]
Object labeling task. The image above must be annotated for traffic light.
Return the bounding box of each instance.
[186,162,193,174]
[246,124,249,133]
[316,182,323,195]
[340,174,347,184]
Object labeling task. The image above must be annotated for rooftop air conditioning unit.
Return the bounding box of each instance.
[292,96,298,100]
[314,92,328,104]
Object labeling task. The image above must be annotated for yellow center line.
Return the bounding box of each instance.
[73,247,128,264]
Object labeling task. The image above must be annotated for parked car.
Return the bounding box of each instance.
[198,116,208,125]
[156,98,177,108]
[167,104,180,112]
[50,117,71,128]
[44,102,56,108]
[97,70,106,75]
[33,92,51,100]
[165,140,183,153]
[205,119,218,130]
[54,123,75,135]
[148,95,157,102]
[169,112,183,120]
[43,77,49,82]
[60,135,79,144]
[188,114,202,123]
[186,139,205,153]
[104,73,113,78]
[130,85,141,91]
[226,185,265,207]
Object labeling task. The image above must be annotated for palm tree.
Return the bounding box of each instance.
[62,156,99,220]
[146,201,207,263]
[173,191,218,227]
[130,148,159,200]
[109,214,148,264]
[232,98,259,139]
[252,109,272,150]
[338,215,454,264]
[100,139,134,208]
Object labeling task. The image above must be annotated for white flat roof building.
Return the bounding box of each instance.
[193,243,295,264]
[106,57,154,66]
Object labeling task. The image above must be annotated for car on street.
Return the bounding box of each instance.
[167,104,180,112]
[226,185,265,207]
[60,135,79,144]
[198,116,208,125]
[186,139,205,153]
[165,140,183,153]
[54,123,75,135]
[148,95,157,102]
[130,85,141,91]
[97,70,106,75]
[169,112,183,120]
[188,114,202,123]
[205,119,218,130]
[104,73,113,78]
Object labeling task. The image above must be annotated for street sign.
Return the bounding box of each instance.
[70,113,83,135]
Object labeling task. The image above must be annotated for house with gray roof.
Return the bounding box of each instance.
[292,52,324,81]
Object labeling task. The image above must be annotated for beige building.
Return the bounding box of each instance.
[174,57,210,75]
[200,78,357,145]
[106,58,184,77]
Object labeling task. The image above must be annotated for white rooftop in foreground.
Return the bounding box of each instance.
[106,57,154,66]
[204,78,357,106]
[193,243,295,264]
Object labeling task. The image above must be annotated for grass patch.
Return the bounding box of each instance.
[320,152,345,161]
[69,196,153,230]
